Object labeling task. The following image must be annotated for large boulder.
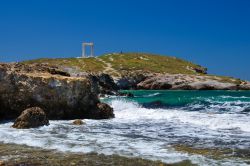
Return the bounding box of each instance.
[0,63,114,120]
[95,103,115,119]
[12,107,49,129]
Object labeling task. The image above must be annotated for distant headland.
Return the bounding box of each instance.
[23,52,250,91]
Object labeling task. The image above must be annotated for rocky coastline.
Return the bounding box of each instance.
[22,53,250,96]
[0,61,249,123]
[80,72,250,96]
[0,63,114,123]
[135,73,250,90]
[0,59,249,165]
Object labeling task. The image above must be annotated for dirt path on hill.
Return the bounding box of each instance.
[96,57,121,77]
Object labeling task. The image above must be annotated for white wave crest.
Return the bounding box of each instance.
[109,99,250,132]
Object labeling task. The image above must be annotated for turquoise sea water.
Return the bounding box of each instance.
[117,90,250,111]
[0,90,250,165]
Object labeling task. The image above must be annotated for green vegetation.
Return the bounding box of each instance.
[100,53,205,74]
[24,53,206,75]
[23,52,244,84]
[25,57,106,73]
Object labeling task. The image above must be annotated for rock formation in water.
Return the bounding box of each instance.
[96,103,115,119]
[0,63,114,120]
[72,119,85,125]
[12,107,49,129]
[136,74,250,90]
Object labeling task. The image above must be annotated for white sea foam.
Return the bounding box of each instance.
[189,98,250,113]
[0,99,249,165]
[110,99,250,132]
[142,92,161,97]
[219,95,250,99]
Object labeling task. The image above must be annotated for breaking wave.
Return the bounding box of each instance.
[0,90,250,165]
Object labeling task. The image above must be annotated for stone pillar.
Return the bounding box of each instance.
[82,42,94,57]
[91,44,94,57]
[82,43,85,58]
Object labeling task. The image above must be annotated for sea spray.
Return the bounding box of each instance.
[0,90,250,165]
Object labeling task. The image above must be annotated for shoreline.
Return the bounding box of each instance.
[0,143,193,166]
[0,91,249,165]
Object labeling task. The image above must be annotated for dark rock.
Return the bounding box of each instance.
[88,73,118,95]
[95,103,115,119]
[73,119,85,125]
[47,68,70,77]
[116,73,148,90]
[117,92,134,97]
[242,107,250,113]
[150,82,172,90]
[142,100,167,109]
[0,63,114,120]
[193,66,207,74]
[12,107,49,129]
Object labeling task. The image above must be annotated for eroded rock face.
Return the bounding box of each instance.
[0,63,114,120]
[116,73,148,90]
[88,73,118,95]
[239,81,250,90]
[12,107,49,129]
[137,74,250,90]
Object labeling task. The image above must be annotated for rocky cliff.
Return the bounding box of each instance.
[0,63,114,120]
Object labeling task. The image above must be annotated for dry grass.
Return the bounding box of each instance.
[24,53,205,75]
[23,53,244,84]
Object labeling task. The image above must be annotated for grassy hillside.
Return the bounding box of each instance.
[24,53,206,76]
[23,53,245,84]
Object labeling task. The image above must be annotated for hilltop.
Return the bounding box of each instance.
[24,53,207,76]
[23,53,250,91]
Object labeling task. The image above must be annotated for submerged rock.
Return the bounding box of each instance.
[73,119,85,125]
[142,100,167,109]
[117,92,134,97]
[12,107,49,129]
[0,63,114,120]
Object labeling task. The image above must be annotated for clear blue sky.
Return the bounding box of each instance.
[0,0,249,80]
